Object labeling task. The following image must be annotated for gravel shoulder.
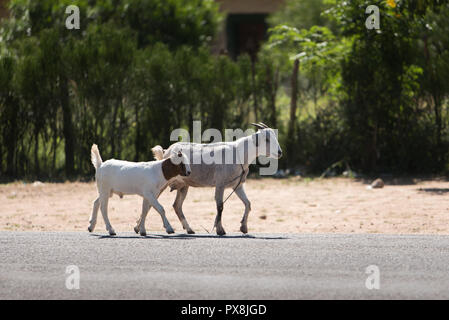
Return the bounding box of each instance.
[1,177,449,235]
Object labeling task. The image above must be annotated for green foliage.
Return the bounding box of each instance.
[2,0,449,179]
[331,0,449,172]
[0,0,228,179]
[269,0,336,32]
[267,24,348,98]
[265,0,449,173]
[120,0,221,49]
[291,102,347,172]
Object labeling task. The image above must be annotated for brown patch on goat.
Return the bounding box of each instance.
[162,158,185,180]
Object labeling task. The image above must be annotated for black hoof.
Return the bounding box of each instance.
[88,227,93,233]
[134,226,139,234]
[217,229,226,236]
[240,225,248,234]
[140,232,147,237]
[187,229,195,235]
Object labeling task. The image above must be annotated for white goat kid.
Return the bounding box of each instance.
[88,144,191,236]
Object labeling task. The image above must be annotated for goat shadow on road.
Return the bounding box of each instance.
[90,233,289,241]
[417,188,449,195]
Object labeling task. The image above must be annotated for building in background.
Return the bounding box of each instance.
[215,0,284,60]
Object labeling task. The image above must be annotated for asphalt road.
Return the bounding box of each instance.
[1,231,449,299]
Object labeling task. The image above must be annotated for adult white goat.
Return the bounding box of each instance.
[88,144,191,236]
[152,123,282,236]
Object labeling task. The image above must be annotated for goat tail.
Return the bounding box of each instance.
[91,144,103,170]
[152,145,165,161]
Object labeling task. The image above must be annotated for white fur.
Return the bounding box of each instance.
[88,144,191,236]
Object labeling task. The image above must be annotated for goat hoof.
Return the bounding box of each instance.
[187,229,195,235]
[109,231,116,236]
[134,226,139,234]
[216,229,226,236]
[140,231,147,237]
[88,227,93,233]
[166,229,175,234]
[240,225,248,234]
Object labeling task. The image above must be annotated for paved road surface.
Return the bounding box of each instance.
[1,232,449,299]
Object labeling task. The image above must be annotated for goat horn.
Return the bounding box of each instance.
[251,123,264,130]
[259,122,269,128]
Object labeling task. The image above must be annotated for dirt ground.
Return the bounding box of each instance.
[1,177,449,234]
